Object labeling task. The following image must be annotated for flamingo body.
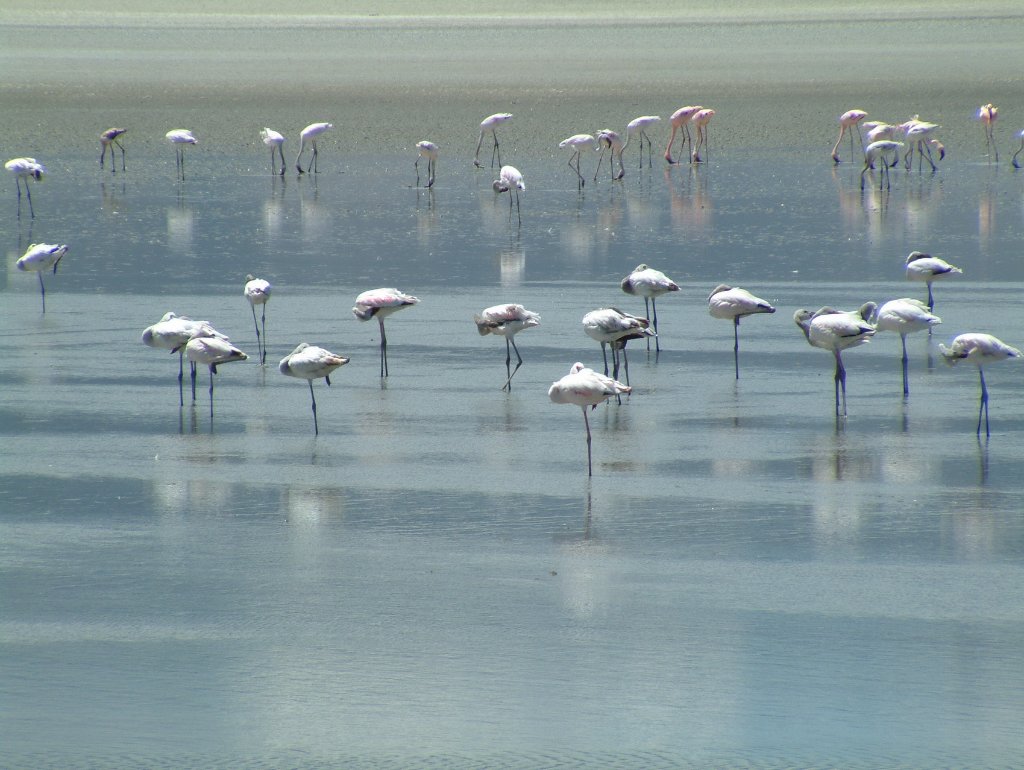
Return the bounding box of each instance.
[295,122,333,173]
[244,274,272,365]
[665,105,702,164]
[626,115,661,168]
[708,285,776,378]
[548,362,632,476]
[474,112,512,168]
[832,109,868,163]
[493,165,525,223]
[795,305,875,416]
[872,298,941,396]
[100,128,127,171]
[279,342,350,435]
[166,130,197,179]
[979,103,998,161]
[185,330,248,414]
[6,157,46,217]
[559,134,598,189]
[583,307,654,381]
[261,128,286,175]
[475,303,541,390]
[17,243,67,313]
[620,263,679,351]
[352,288,419,377]
[415,140,439,187]
[940,333,1021,436]
[905,251,962,311]
[689,109,715,163]
[594,129,626,180]
[142,313,228,405]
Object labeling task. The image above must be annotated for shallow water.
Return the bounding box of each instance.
[3,5,1024,768]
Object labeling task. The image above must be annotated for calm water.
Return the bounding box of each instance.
[3,5,1024,768]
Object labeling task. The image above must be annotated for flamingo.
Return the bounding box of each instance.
[940,333,1021,436]
[1012,129,1024,168]
[979,103,998,162]
[707,285,776,379]
[558,134,598,189]
[664,105,702,164]
[582,307,654,382]
[141,313,227,406]
[493,165,525,224]
[689,108,715,163]
[831,109,868,163]
[474,112,512,169]
[625,115,661,169]
[415,140,438,188]
[905,251,962,312]
[620,264,680,352]
[16,243,67,313]
[279,343,350,435]
[871,298,941,396]
[244,274,272,365]
[352,288,419,377]
[794,305,876,417]
[295,122,333,174]
[474,303,541,390]
[184,328,248,415]
[900,118,942,171]
[594,129,625,181]
[861,140,903,190]
[548,362,631,476]
[5,157,45,218]
[99,128,127,172]
[260,128,286,175]
[166,130,197,180]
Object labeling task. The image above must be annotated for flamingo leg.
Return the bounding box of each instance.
[900,334,910,397]
[37,272,46,314]
[978,367,989,437]
[309,379,319,436]
[208,367,215,417]
[191,361,197,402]
[834,351,847,417]
[832,125,847,163]
[582,407,593,476]
[378,318,388,378]
[926,283,935,312]
[733,317,741,380]
[594,147,605,181]
[25,179,34,218]
[664,125,678,164]
[513,189,521,225]
[615,150,625,180]
[492,132,501,169]
[620,344,631,386]
[643,297,652,351]
[250,304,262,366]
[502,337,524,391]
[651,297,660,352]
[116,139,126,172]
[428,157,436,188]
[600,341,609,376]
[415,156,421,187]
[100,144,107,169]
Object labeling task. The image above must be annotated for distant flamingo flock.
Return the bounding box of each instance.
[6,102,1022,474]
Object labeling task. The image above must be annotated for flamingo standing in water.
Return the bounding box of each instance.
[872,298,941,396]
[582,307,654,382]
[690,108,715,163]
[979,103,998,162]
[548,362,631,476]
[99,128,127,172]
[166,130,197,180]
[415,140,438,188]
[861,140,903,190]
[900,118,943,171]
[244,274,272,365]
[625,115,661,169]
[620,264,680,352]
[295,122,333,174]
[185,328,248,416]
[5,157,45,218]
[904,251,962,312]
[707,284,776,379]
[474,112,513,169]
[260,128,286,175]
[940,333,1021,437]
[558,134,598,190]
[16,243,67,313]
[352,288,419,377]
[831,109,868,163]
[141,313,227,406]
[279,343,350,435]
[794,305,876,417]
[594,129,625,181]
[664,105,702,164]
[474,303,541,390]
[493,165,525,224]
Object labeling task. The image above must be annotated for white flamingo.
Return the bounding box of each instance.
[558,134,598,189]
[279,343,350,435]
[594,129,625,181]
[978,103,998,162]
[620,264,680,351]
[295,122,333,174]
[794,305,876,417]
[474,112,512,169]
[244,274,272,365]
[900,118,943,171]
[940,333,1021,436]
[99,128,127,172]
[16,243,67,313]
[493,165,525,224]
[689,108,715,163]
[871,298,941,396]
[166,130,197,180]
[141,313,226,406]
[582,307,654,383]
[185,328,248,415]
[707,285,776,379]
[474,303,541,390]
[831,109,868,163]
[664,105,702,164]
[861,140,903,190]
[904,251,962,312]
[5,157,45,218]
[352,288,419,377]
[415,140,439,188]
[548,362,631,476]
[625,115,661,169]
[260,128,286,175]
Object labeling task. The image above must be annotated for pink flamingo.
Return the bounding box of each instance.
[664,105,702,164]
[548,363,631,476]
[690,108,715,163]
[979,103,998,161]
[594,129,625,181]
[558,134,598,189]
[352,288,419,377]
[625,115,661,169]
[474,113,513,169]
[831,109,868,164]
[99,128,127,172]
[295,122,333,174]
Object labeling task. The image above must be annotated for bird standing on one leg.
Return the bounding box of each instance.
[620,264,680,352]
[707,284,776,379]
[16,242,67,313]
[548,362,631,476]
[794,305,876,417]
[904,251,962,313]
[871,298,941,397]
[279,343,350,435]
